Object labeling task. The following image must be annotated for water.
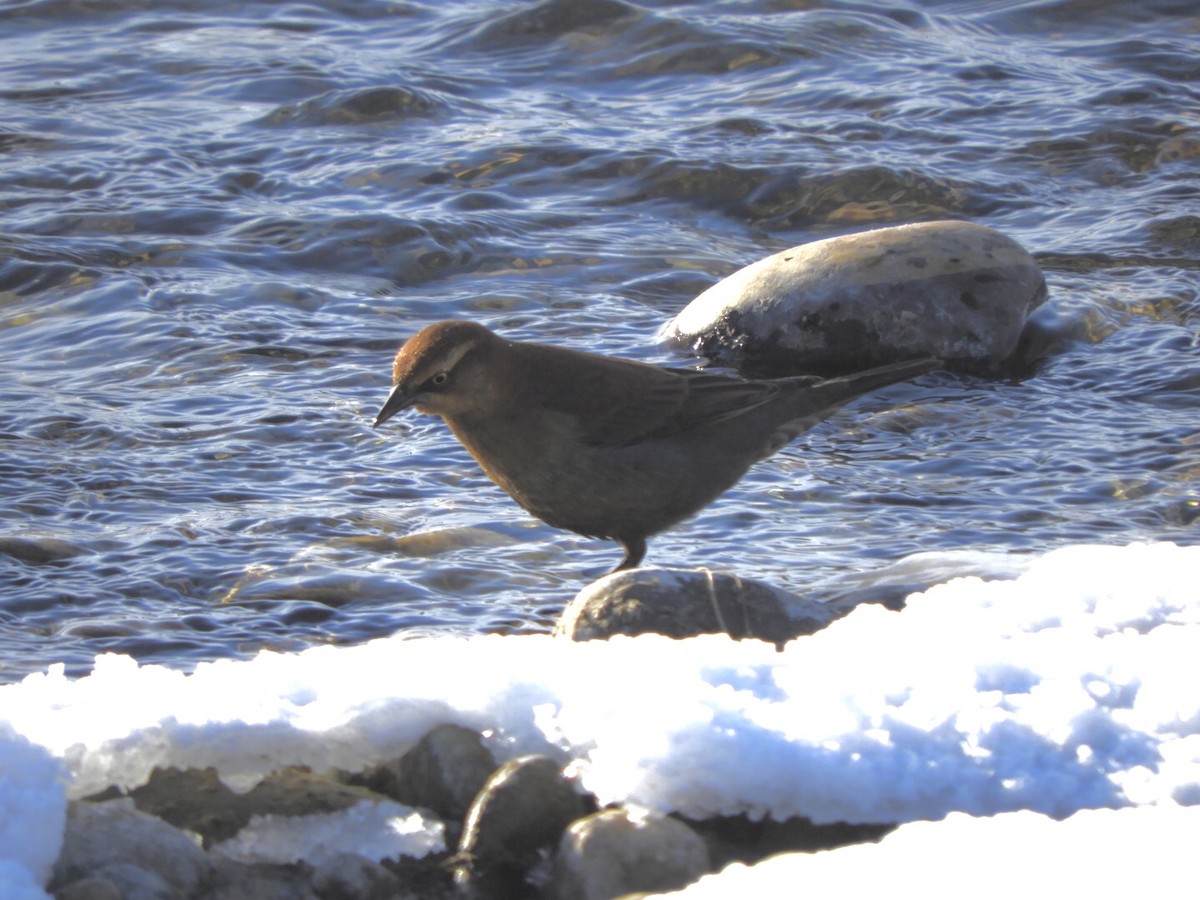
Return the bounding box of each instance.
[1,0,1197,682]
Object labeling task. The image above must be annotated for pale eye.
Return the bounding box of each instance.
[429,371,449,387]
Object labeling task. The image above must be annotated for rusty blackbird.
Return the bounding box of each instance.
[375,320,937,572]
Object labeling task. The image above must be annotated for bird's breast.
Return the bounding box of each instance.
[442,407,739,543]
[444,413,551,498]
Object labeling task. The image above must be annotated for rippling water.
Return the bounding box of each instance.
[1,0,1197,681]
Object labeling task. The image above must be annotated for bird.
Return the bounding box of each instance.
[374,320,937,573]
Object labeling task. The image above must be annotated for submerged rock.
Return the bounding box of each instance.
[660,220,1047,375]
[0,535,91,564]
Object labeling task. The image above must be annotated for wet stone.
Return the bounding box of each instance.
[52,876,125,900]
[51,798,214,897]
[56,864,177,900]
[454,755,591,897]
[0,535,90,564]
[204,863,321,900]
[554,807,712,900]
[310,852,405,900]
[347,723,495,824]
[684,813,896,871]
[660,220,1048,376]
[556,567,839,644]
[469,0,640,47]
[128,766,386,848]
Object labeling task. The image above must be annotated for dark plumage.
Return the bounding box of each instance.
[375,320,937,572]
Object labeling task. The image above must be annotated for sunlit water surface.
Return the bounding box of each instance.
[1,0,1197,681]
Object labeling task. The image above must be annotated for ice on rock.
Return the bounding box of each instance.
[213,800,445,865]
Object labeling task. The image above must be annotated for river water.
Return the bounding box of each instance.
[1,0,1197,682]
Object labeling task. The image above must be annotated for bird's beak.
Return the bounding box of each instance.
[374,383,415,428]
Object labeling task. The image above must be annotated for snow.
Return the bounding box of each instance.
[0,725,66,900]
[2,541,1199,896]
[212,801,445,866]
[653,805,1200,897]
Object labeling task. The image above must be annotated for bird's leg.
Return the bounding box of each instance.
[611,536,647,573]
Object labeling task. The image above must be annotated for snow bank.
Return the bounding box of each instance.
[2,541,1197,895]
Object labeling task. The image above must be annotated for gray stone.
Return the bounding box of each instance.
[683,813,894,870]
[310,852,405,900]
[204,861,321,900]
[556,567,838,644]
[660,220,1047,375]
[53,875,124,900]
[52,799,213,896]
[454,755,590,895]
[351,723,495,822]
[555,808,711,900]
[129,766,386,848]
[78,864,177,900]
[0,535,90,563]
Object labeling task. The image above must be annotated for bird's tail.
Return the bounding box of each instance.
[770,356,941,451]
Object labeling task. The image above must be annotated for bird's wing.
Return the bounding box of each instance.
[574,366,816,448]
[530,342,937,451]
[515,341,821,448]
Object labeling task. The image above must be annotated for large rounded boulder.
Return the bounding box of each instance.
[660,220,1047,375]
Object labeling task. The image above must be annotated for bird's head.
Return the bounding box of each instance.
[374,320,500,427]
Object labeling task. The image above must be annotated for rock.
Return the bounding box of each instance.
[682,813,894,870]
[555,808,711,900]
[126,767,241,847]
[57,864,177,900]
[53,875,124,900]
[129,766,387,848]
[818,548,1035,615]
[454,755,590,896]
[310,852,405,900]
[204,862,321,900]
[0,535,90,563]
[209,797,444,868]
[51,798,213,897]
[348,724,495,823]
[556,567,838,643]
[469,0,640,49]
[659,220,1047,375]
[333,526,520,558]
